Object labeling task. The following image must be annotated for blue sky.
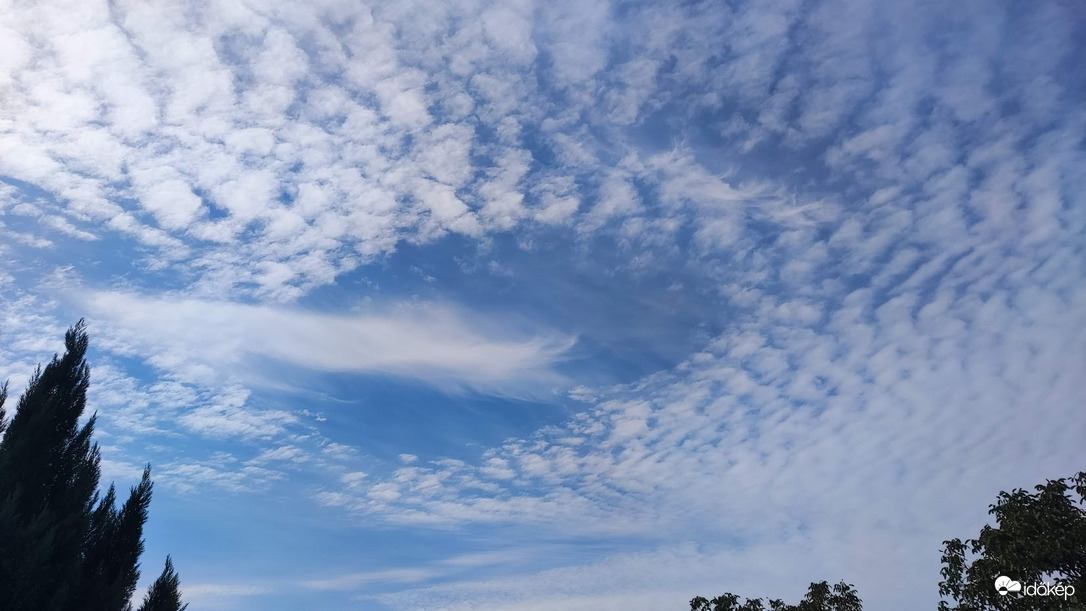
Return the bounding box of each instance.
[1,0,1084,609]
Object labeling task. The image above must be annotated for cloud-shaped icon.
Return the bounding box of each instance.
[995,576,1022,596]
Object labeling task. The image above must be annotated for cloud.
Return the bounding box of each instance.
[302,568,436,591]
[250,445,309,465]
[178,401,297,441]
[302,548,545,596]
[179,582,270,611]
[158,458,285,495]
[374,543,830,611]
[184,584,268,597]
[80,291,576,392]
[0,0,793,301]
[1,1,1083,610]
[329,250,1084,606]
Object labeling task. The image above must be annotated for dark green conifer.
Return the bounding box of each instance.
[81,468,154,611]
[0,320,99,611]
[0,321,186,611]
[0,381,7,437]
[137,556,189,611]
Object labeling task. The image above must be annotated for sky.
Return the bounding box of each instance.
[0,0,1084,609]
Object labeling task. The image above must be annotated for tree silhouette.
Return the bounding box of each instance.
[690,469,1086,611]
[939,470,1085,610]
[691,580,862,611]
[138,556,189,611]
[0,320,187,611]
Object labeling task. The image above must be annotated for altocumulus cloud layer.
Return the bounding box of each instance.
[0,0,1084,610]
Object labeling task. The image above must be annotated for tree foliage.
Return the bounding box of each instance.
[0,321,187,611]
[693,469,1086,611]
[690,580,862,611]
[938,470,1086,610]
[138,556,189,611]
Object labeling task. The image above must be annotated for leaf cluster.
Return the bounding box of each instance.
[691,580,862,611]
[938,471,1086,611]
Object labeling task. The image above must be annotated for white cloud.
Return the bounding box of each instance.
[1,2,1083,610]
[376,543,847,611]
[303,568,436,591]
[344,261,1084,605]
[180,582,269,610]
[0,0,798,300]
[179,402,297,441]
[81,291,575,391]
[251,445,309,464]
[158,459,285,495]
[534,193,580,226]
[41,215,98,241]
[184,584,268,597]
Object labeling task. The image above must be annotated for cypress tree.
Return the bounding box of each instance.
[0,320,187,611]
[137,556,189,611]
[81,468,154,611]
[82,483,120,608]
[0,381,7,438]
[0,320,99,611]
